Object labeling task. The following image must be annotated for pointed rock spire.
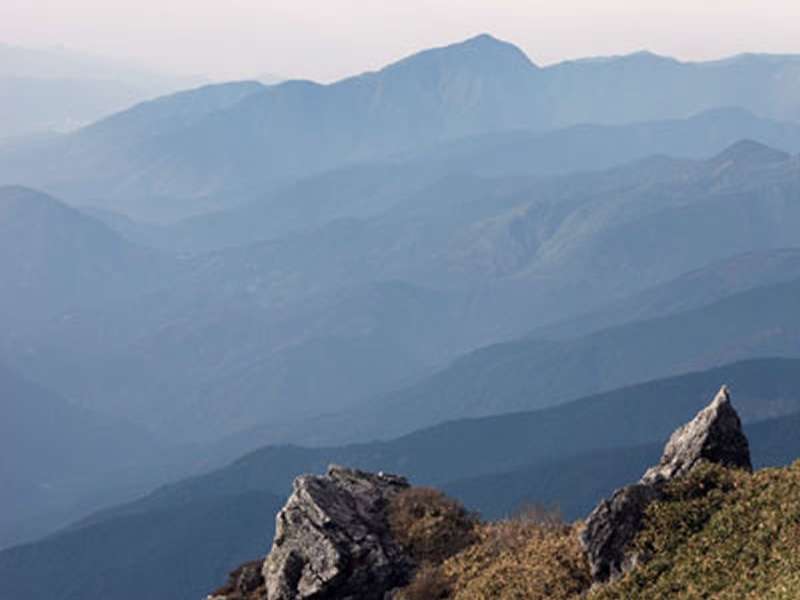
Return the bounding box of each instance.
[641,386,751,486]
[580,385,751,583]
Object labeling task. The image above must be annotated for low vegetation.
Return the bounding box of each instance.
[594,461,800,600]
[439,520,591,600]
[388,487,480,565]
[396,461,800,600]
[209,461,800,600]
[395,496,590,600]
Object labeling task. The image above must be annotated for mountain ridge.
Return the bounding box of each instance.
[5,36,800,218]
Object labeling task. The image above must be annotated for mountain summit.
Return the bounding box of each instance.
[710,138,791,167]
[382,33,538,75]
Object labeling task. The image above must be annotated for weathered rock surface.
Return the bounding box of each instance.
[641,385,751,485]
[262,465,415,600]
[580,385,752,583]
[206,561,265,600]
[579,483,659,583]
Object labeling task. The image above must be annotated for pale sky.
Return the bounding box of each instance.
[2,0,800,82]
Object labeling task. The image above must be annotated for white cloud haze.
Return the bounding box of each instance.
[1,0,799,81]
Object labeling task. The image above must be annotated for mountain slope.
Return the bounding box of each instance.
[0,35,540,216]
[117,108,800,253]
[0,185,176,328]
[538,50,800,125]
[155,141,800,332]
[533,248,800,340]
[72,358,800,528]
[0,361,168,548]
[0,491,283,600]
[6,143,800,444]
[309,275,800,442]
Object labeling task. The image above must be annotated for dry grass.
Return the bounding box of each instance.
[396,462,800,600]
[396,564,453,600]
[441,520,591,600]
[388,487,479,565]
[513,501,564,527]
[396,517,591,600]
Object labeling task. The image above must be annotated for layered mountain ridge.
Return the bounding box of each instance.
[4,35,800,220]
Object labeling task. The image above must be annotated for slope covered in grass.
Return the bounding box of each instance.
[404,461,800,600]
[593,462,800,600]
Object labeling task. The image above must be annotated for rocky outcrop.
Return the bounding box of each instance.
[641,385,751,485]
[579,483,659,582]
[580,385,752,583]
[262,465,415,600]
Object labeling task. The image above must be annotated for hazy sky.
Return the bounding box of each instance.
[3,0,800,82]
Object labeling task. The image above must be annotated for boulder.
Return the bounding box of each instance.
[580,385,752,582]
[262,465,415,600]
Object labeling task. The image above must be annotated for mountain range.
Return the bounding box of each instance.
[3,33,800,600]
[4,138,800,445]
[94,108,800,251]
[4,35,800,221]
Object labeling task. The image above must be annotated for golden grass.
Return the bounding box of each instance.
[396,519,591,600]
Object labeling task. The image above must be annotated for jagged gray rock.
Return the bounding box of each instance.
[262,464,415,600]
[580,385,752,583]
[641,385,751,485]
[579,483,659,583]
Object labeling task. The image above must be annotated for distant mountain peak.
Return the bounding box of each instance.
[460,33,522,50]
[560,49,679,68]
[383,33,537,74]
[710,139,790,167]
